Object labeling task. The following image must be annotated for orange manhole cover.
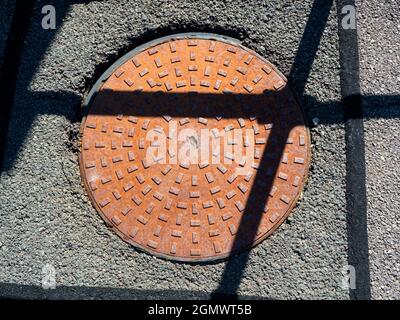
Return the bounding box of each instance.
[79,33,310,262]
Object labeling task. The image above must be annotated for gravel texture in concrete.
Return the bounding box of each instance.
[358,0,400,300]
[0,0,348,299]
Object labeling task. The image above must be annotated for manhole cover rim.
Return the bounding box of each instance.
[81,32,287,115]
[79,32,311,263]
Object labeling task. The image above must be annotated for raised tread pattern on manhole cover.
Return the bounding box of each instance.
[79,34,310,262]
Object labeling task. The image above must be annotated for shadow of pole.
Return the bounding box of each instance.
[211,96,289,298]
[212,0,334,298]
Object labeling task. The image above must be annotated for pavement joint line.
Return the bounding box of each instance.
[336,0,371,300]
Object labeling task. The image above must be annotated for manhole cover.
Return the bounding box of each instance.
[79,33,310,262]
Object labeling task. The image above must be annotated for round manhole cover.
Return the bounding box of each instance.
[79,33,310,262]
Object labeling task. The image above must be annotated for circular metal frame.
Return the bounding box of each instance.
[79,33,311,262]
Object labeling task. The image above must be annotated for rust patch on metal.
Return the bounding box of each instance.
[79,34,311,262]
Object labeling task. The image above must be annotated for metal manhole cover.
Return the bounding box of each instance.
[79,33,310,262]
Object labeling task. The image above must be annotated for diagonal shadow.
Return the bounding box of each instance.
[0,0,75,172]
[336,0,369,299]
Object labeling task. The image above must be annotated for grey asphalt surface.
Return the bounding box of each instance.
[0,0,396,300]
[358,0,400,300]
